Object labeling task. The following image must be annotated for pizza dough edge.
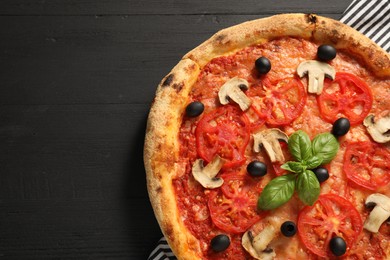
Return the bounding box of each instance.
[144,58,203,259]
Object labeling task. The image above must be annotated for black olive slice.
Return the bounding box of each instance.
[255,57,271,74]
[186,101,204,117]
[247,160,267,177]
[210,234,230,252]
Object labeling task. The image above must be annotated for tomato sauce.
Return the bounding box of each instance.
[174,37,390,259]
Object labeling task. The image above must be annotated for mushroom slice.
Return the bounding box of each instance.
[218,77,252,111]
[363,113,390,143]
[253,129,289,163]
[297,60,335,95]
[364,193,390,233]
[242,226,277,260]
[192,155,224,189]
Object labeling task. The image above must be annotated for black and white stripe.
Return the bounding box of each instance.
[148,237,176,260]
[340,0,390,52]
[148,2,389,259]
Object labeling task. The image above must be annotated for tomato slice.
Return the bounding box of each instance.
[208,173,265,233]
[195,105,250,168]
[244,105,267,131]
[248,77,307,126]
[343,141,390,190]
[317,72,373,126]
[297,194,363,258]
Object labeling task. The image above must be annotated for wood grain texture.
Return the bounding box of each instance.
[0,199,162,259]
[0,14,344,105]
[0,0,352,258]
[1,0,351,15]
[0,104,163,258]
[0,104,148,199]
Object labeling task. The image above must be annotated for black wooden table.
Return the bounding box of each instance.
[0,1,352,259]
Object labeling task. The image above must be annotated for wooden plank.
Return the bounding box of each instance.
[0,198,162,259]
[0,13,343,105]
[0,0,352,15]
[0,104,162,258]
[0,104,149,199]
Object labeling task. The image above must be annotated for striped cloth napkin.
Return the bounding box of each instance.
[340,0,390,52]
[148,1,390,259]
[148,237,176,260]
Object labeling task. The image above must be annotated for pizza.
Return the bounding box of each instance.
[144,13,390,259]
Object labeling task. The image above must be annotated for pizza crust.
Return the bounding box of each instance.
[144,13,390,259]
[144,58,200,164]
[313,15,390,77]
[144,58,202,259]
[184,13,390,76]
[184,13,315,67]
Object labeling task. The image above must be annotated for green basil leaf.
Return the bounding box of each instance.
[312,133,339,164]
[258,174,296,210]
[296,170,320,206]
[281,161,306,173]
[288,130,312,162]
[305,155,323,169]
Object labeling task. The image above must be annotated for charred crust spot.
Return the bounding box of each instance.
[184,63,196,73]
[215,34,226,42]
[156,172,162,180]
[214,33,230,45]
[306,14,317,24]
[162,74,174,87]
[326,29,341,44]
[164,224,174,241]
[156,186,162,193]
[189,63,196,71]
[173,82,184,92]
